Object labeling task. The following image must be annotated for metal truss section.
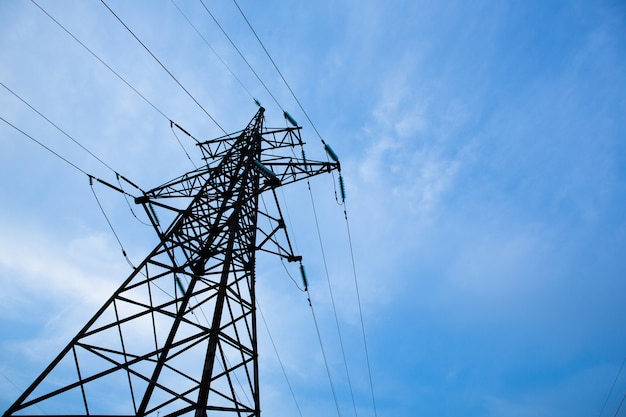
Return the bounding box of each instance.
[4,107,340,417]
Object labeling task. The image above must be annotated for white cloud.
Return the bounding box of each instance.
[0,216,127,363]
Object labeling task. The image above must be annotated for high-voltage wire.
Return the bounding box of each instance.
[1,81,153,259]
[170,122,198,169]
[0,370,46,415]
[1,115,90,177]
[307,181,360,417]
[613,394,626,417]
[29,0,168,122]
[0,114,139,264]
[29,0,200,163]
[342,201,379,417]
[169,0,257,102]
[306,290,343,417]
[1,81,122,177]
[116,174,152,226]
[197,0,283,111]
[100,0,227,134]
[232,0,325,141]
[599,356,626,417]
[310,144,379,417]
[1,79,148,222]
[257,302,304,417]
[90,176,136,268]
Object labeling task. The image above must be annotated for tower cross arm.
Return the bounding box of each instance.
[140,165,214,200]
[261,157,340,187]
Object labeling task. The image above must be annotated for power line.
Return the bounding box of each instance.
[257,302,304,417]
[197,0,283,111]
[29,0,200,163]
[1,79,148,203]
[1,115,89,177]
[170,122,198,169]
[169,0,256,102]
[306,290,343,417]
[29,0,169,122]
[600,356,626,417]
[1,111,142,216]
[319,144,379,417]
[0,369,26,398]
[342,201,379,417]
[307,180,360,417]
[613,393,626,417]
[1,81,120,176]
[99,0,227,134]
[232,0,325,141]
[90,176,136,268]
[116,174,152,226]
[0,369,48,415]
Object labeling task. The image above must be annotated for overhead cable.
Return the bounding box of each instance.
[307,181,360,417]
[306,290,342,417]
[29,0,200,163]
[1,115,90,177]
[0,369,46,415]
[90,176,136,269]
[1,81,121,177]
[169,0,256,102]
[116,174,152,226]
[170,122,198,169]
[99,0,227,134]
[342,200,379,417]
[1,80,147,207]
[232,0,325,141]
[29,0,169,122]
[258,302,304,417]
[1,114,139,205]
[599,356,626,417]
[197,0,283,111]
[613,394,626,417]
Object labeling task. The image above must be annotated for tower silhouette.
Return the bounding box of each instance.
[4,107,340,417]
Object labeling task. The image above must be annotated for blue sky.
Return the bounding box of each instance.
[1,1,625,416]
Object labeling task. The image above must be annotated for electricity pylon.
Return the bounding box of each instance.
[4,107,340,417]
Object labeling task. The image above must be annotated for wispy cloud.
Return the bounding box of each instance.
[0,217,124,363]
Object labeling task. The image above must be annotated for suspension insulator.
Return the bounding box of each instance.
[339,174,346,203]
[324,143,339,162]
[148,202,160,226]
[284,111,298,127]
[253,160,280,186]
[302,149,308,171]
[254,98,261,107]
[175,275,186,296]
[299,264,308,291]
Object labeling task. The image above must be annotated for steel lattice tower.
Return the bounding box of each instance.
[4,107,339,417]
